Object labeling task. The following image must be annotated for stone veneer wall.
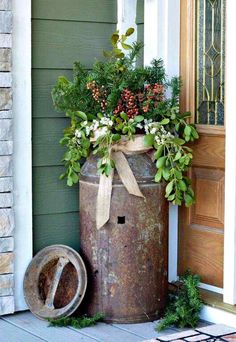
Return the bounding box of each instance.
[0,0,14,315]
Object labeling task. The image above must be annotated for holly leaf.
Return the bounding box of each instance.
[174,150,182,161]
[103,50,112,58]
[125,27,135,36]
[76,111,87,121]
[155,169,162,182]
[154,145,164,160]
[184,125,191,137]
[162,168,170,181]
[172,138,185,145]
[144,134,154,147]
[160,118,170,125]
[111,33,119,46]
[178,180,187,191]
[121,42,132,50]
[134,115,144,123]
[166,180,174,197]
[156,156,167,168]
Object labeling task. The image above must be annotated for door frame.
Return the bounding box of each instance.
[179,0,236,305]
[179,0,224,293]
[177,0,236,304]
[144,0,236,304]
[223,0,236,305]
[12,0,32,311]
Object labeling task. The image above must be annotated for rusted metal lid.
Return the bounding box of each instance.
[23,245,87,320]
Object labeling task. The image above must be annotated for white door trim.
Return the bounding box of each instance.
[201,305,236,328]
[12,0,32,311]
[223,0,236,305]
[144,0,180,283]
[117,0,137,44]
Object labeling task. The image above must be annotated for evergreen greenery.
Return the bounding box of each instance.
[52,28,199,207]
[48,313,104,329]
[156,272,203,332]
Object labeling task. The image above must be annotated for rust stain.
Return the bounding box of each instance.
[79,154,168,323]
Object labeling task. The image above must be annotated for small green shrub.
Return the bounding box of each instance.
[156,272,203,332]
[48,312,104,329]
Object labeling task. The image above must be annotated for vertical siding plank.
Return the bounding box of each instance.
[32,2,116,252]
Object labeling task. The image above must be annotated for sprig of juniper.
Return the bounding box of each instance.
[48,313,104,329]
[156,272,203,332]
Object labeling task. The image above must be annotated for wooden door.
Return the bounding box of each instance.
[178,0,225,288]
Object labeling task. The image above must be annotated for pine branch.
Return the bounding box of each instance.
[48,313,104,329]
[156,271,203,332]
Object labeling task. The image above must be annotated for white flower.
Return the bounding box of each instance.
[93,126,108,140]
[129,118,134,123]
[144,119,153,124]
[155,136,161,145]
[161,126,167,134]
[75,129,81,138]
[136,123,143,129]
[92,120,99,131]
[144,125,149,134]
[100,117,113,127]
[150,127,157,135]
[85,126,91,136]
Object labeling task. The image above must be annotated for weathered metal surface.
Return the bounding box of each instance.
[79,154,168,323]
[23,245,87,320]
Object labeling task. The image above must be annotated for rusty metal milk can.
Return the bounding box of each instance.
[79,154,168,323]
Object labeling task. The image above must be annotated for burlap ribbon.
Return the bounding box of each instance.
[96,135,152,229]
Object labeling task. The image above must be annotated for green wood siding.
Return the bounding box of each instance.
[136,0,144,66]
[32,0,117,253]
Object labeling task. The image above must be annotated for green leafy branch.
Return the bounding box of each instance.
[59,111,91,186]
[144,120,198,207]
[52,27,199,209]
[103,27,135,59]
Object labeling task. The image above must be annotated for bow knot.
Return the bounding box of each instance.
[96,135,152,229]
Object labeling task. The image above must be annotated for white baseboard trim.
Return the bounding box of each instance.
[201,305,236,328]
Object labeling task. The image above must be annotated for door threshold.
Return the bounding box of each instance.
[200,288,236,315]
[169,283,236,315]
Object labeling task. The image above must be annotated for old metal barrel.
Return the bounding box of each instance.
[79,154,168,323]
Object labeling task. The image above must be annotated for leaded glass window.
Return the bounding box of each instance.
[195,0,225,125]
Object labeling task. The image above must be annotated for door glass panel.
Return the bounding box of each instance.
[195,0,225,125]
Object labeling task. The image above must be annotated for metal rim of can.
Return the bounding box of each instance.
[23,245,87,320]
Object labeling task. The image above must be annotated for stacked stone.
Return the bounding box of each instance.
[0,0,14,315]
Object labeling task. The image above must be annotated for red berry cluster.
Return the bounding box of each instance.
[113,89,140,118]
[86,81,108,112]
[142,83,164,112]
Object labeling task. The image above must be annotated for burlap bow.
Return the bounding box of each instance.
[96,135,152,229]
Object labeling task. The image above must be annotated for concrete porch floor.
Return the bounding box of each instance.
[0,311,212,342]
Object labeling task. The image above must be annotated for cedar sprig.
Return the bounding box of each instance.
[48,312,104,329]
[156,271,203,332]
